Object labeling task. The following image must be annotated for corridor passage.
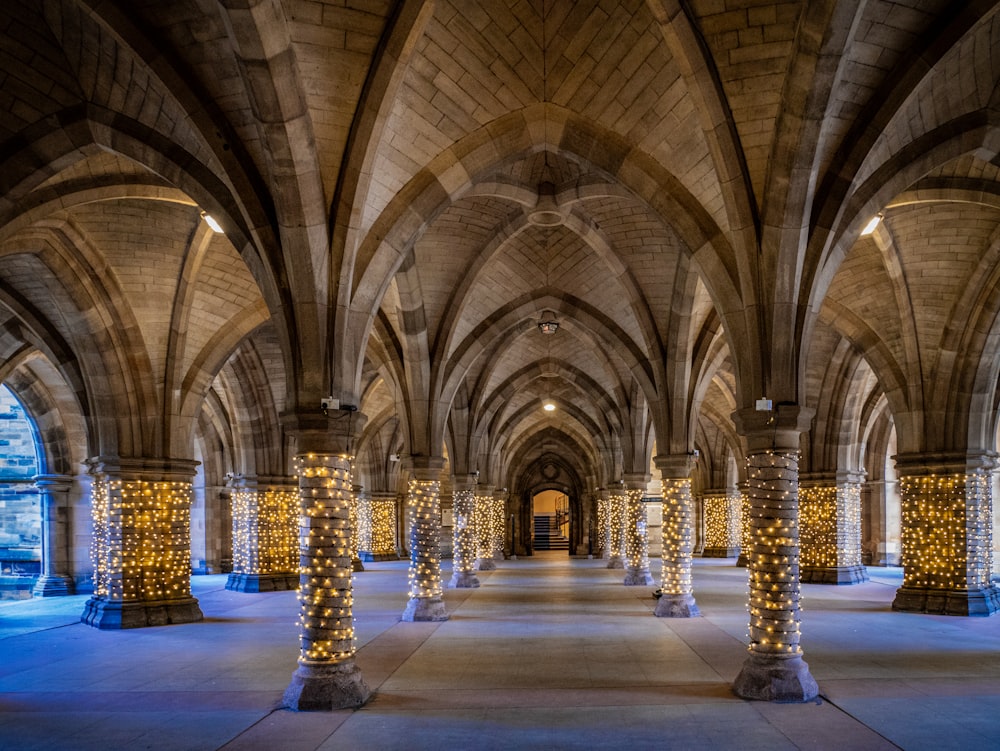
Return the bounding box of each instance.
[3,557,1000,749]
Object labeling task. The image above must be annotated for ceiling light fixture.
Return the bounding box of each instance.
[860,213,882,236]
[543,401,556,412]
[538,311,559,335]
[201,212,224,234]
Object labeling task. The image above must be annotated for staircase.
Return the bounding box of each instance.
[533,513,569,551]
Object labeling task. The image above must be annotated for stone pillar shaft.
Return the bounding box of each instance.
[892,454,1000,616]
[491,492,506,560]
[702,490,741,558]
[799,479,868,584]
[474,485,496,570]
[227,477,299,592]
[731,407,817,702]
[81,458,203,629]
[654,456,699,618]
[606,487,625,569]
[449,478,480,588]
[33,474,75,597]
[402,460,448,621]
[623,475,653,585]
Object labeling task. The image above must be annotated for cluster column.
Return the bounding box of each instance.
[654,455,699,617]
[449,475,481,588]
[891,452,1000,616]
[226,475,299,593]
[81,457,203,629]
[799,472,868,584]
[732,407,818,702]
[622,473,653,585]
[402,457,448,621]
[32,474,75,597]
[701,488,741,558]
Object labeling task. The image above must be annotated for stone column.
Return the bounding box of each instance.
[731,407,818,702]
[491,489,507,561]
[623,473,654,585]
[449,475,480,588]
[282,411,370,711]
[32,474,75,596]
[596,490,609,559]
[402,457,448,621]
[474,484,496,571]
[226,475,299,593]
[81,457,204,629]
[358,492,399,561]
[654,455,699,617]
[606,485,625,569]
[891,452,1000,616]
[799,472,869,584]
[737,484,751,567]
[701,488,741,558]
[350,485,365,572]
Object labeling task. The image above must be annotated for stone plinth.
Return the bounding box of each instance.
[732,654,818,702]
[283,661,371,711]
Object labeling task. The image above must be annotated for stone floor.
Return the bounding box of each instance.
[2,556,1000,750]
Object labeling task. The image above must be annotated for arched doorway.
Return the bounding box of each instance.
[0,384,41,598]
[532,489,569,552]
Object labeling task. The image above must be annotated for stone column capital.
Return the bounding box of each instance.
[452,474,478,492]
[86,456,200,481]
[281,409,368,455]
[732,405,814,454]
[654,454,695,479]
[33,474,74,494]
[622,472,650,490]
[403,455,445,481]
[893,451,998,475]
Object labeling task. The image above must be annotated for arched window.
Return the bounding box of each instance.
[0,384,41,596]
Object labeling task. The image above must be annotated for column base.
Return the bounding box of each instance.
[359,552,400,562]
[283,660,371,710]
[81,596,203,629]
[402,595,449,621]
[892,584,1000,616]
[225,572,300,593]
[654,592,700,618]
[448,571,481,588]
[352,556,365,572]
[702,547,739,558]
[623,567,654,586]
[475,557,496,571]
[606,555,624,570]
[736,554,749,567]
[733,653,818,702]
[801,565,869,585]
[32,574,75,597]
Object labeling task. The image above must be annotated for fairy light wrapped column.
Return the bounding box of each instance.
[350,485,365,572]
[654,455,699,617]
[891,452,1000,616]
[81,457,204,629]
[623,473,654,585]
[701,488,741,558]
[282,411,370,711]
[799,472,868,584]
[491,488,507,561]
[32,474,75,597]
[402,457,449,621]
[226,475,300,593]
[449,475,481,588]
[732,406,818,702]
[606,485,626,569]
[474,484,496,571]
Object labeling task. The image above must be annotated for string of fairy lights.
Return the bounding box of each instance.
[452,487,476,576]
[490,496,506,559]
[407,478,443,601]
[293,453,356,664]
[356,497,397,557]
[899,471,992,590]
[744,450,802,657]
[799,483,863,569]
[660,478,694,596]
[703,492,741,551]
[607,489,626,563]
[231,487,298,576]
[623,487,649,573]
[90,477,193,602]
[596,496,609,556]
